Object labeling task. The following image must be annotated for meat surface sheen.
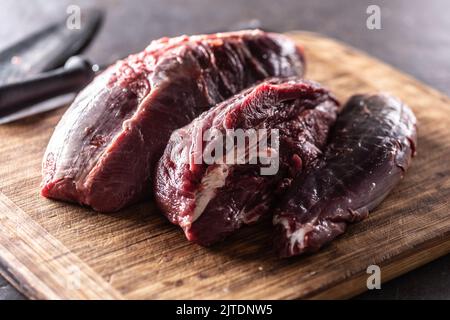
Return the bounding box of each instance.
[274,94,417,257]
[41,30,305,212]
[155,78,339,245]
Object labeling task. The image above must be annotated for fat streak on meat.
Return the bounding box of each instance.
[155,78,339,245]
[273,94,417,257]
[41,30,305,212]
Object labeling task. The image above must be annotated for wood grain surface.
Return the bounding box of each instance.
[0,32,449,300]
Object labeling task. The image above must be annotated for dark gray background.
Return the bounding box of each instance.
[0,0,449,300]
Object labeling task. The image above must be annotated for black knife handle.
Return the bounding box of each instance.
[0,56,96,115]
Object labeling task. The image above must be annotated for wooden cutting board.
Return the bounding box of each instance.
[0,32,449,300]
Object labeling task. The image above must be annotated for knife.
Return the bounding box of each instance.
[0,56,99,122]
[0,8,103,124]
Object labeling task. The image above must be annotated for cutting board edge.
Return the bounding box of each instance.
[289,30,450,106]
[307,234,450,299]
[0,193,125,300]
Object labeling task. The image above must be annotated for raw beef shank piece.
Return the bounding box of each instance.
[274,94,417,257]
[41,30,305,212]
[155,78,339,245]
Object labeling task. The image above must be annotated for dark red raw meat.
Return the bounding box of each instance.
[41,30,305,212]
[155,78,339,245]
[273,94,417,257]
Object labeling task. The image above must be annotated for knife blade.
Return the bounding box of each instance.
[0,8,102,124]
[0,8,102,85]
